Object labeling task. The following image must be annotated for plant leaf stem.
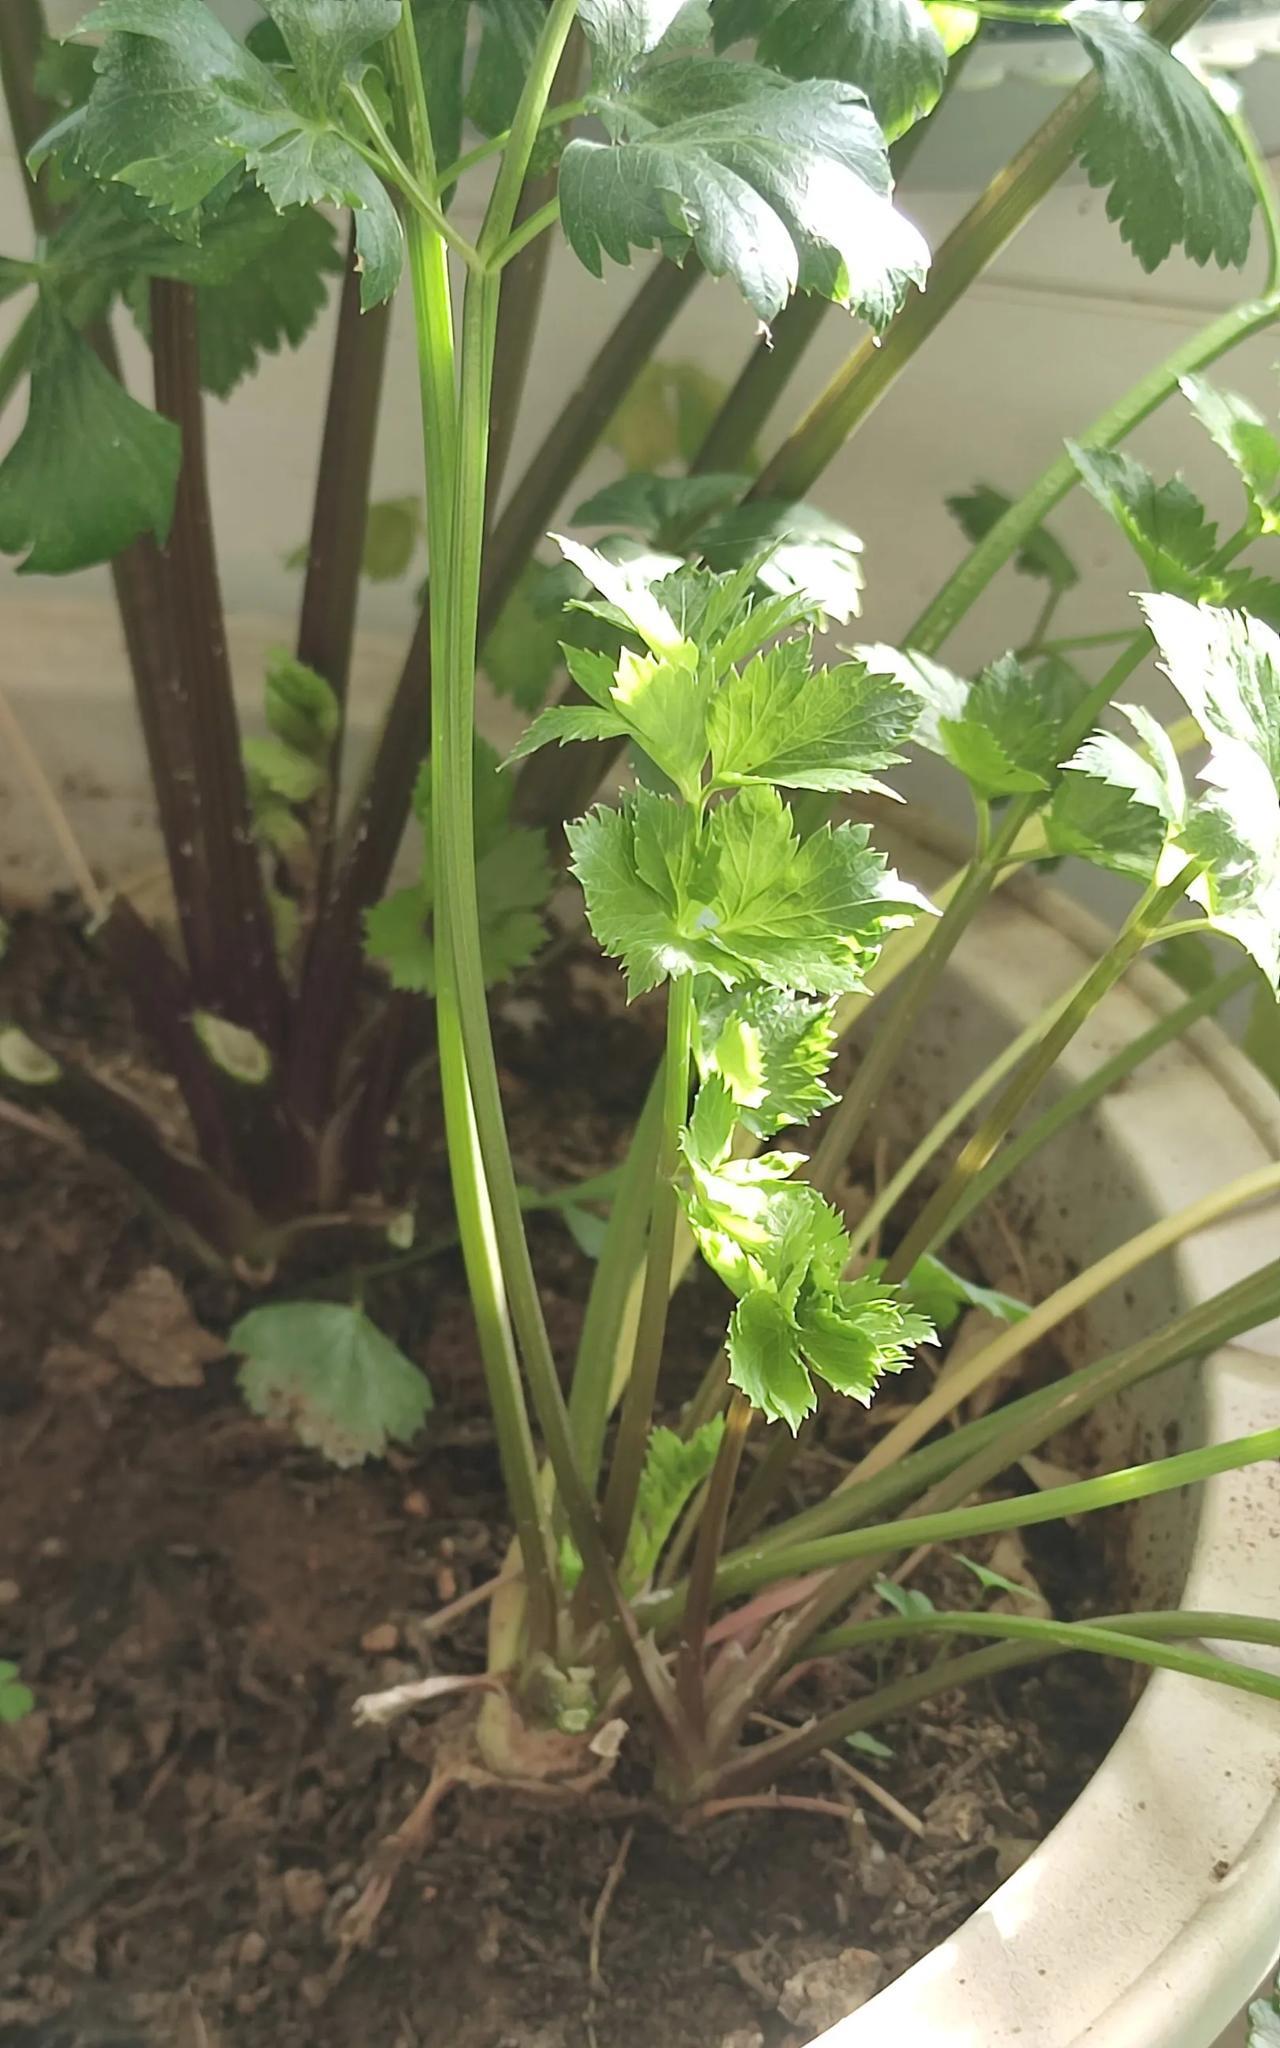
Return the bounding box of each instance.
[345,77,483,268]
[716,1425,1280,1607]
[568,1081,665,1485]
[885,863,1202,1281]
[388,13,560,1659]
[637,1256,1280,1650]
[433,98,589,193]
[852,960,1253,1260]
[907,294,1280,657]
[862,1153,1280,1489]
[712,1608,1280,1797]
[676,1392,754,1730]
[602,973,696,1557]
[149,278,287,1050]
[394,2,687,1747]
[290,228,392,980]
[754,0,1220,507]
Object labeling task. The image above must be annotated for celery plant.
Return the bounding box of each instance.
[1,0,1280,1863]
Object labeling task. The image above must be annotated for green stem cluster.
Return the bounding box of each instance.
[387,8,690,1751]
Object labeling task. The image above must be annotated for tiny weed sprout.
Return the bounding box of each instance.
[4,0,1280,1995]
[0,1660,35,1725]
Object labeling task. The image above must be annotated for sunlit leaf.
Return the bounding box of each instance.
[1069,6,1255,271]
[902,1254,1028,1333]
[695,981,838,1136]
[1181,375,1280,534]
[697,499,865,623]
[707,638,914,793]
[730,0,950,143]
[728,1289,816,1431]
[68,0,403,304]
[1142,595,1280,986]
[1069,443,1220,596]
[579,0,694,87]
[559,55,928,325]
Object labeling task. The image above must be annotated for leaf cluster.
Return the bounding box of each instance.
[1051,596,1280,988]
[862,641,1088,802]
[540,553,937,1430]
[682,1076,933,1429]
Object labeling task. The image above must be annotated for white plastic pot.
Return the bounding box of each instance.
[824,839,1280,2048]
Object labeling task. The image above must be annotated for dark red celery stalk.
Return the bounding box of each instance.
[285,232,392,1129]
[295,232,393,712]
[148,279,286,1049]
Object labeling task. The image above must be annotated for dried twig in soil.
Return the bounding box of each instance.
[588,1824,634,1990]
[420,1568,517,1638]
[0,1097,81,1150]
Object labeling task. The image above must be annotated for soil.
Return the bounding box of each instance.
[0,908,1129,2048]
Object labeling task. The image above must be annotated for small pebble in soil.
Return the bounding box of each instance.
[238,1931,267,1969]
[994,1834,1038,1880]
[777,1948,885,2032]
[281,1867,328,1921]
[360,1621,400,1654]
[0,1577,19,1604]
[403,1490,430,1518]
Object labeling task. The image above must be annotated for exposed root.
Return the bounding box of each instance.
[588,1823,634,1989]
[335,1702,634,1967]
[335,1762,466,1967]
[750,1711,924,1839]
[421,1567,516,1638]
[352,1669,506,1728]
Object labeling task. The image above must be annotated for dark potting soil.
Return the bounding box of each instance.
[0,908,1129,2048]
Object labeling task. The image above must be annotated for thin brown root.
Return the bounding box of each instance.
[683,1791,855,1829]
[332,1708,638,1977]
[588,1823,634,1990]
[750,1711,924,1839]
[334,1766,462,1968]
[0,1099,80,1151]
